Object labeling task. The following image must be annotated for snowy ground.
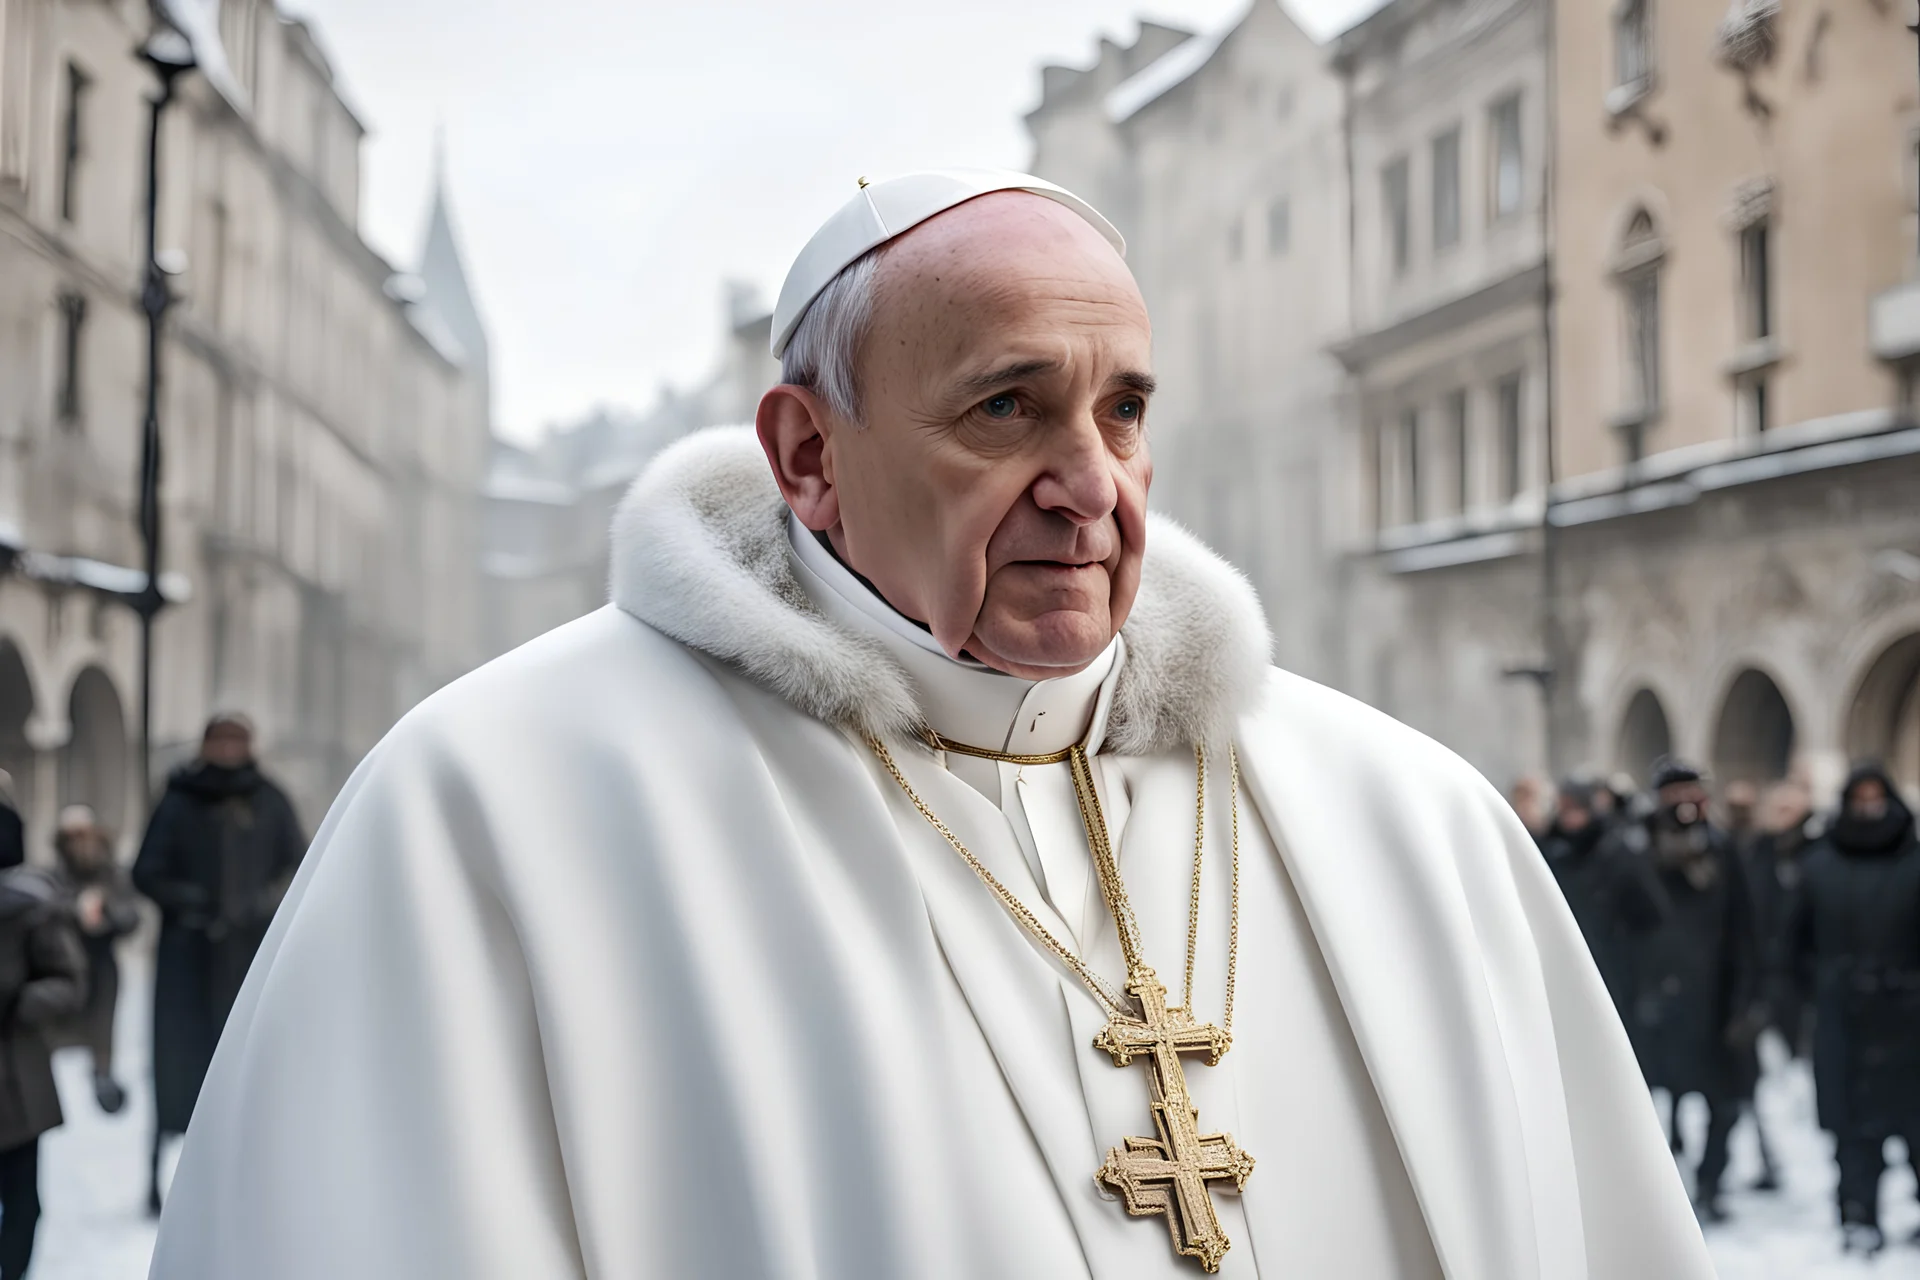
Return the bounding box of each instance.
[21,982,1920,1278]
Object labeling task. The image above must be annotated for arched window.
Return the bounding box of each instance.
[1616,688,1673,787]
[1846,633,1920,802]
[61,667,127,833]
[1613,208,1665,462]
[1712,668,1796,784]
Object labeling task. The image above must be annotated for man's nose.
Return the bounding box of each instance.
[1030,416,1118,526]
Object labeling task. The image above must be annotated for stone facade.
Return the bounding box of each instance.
[0,0,492,856]
[1546,0,1920,798]
[1028,3,1351,687]
[1329,0,1554,788]
[1029,0,1920,802]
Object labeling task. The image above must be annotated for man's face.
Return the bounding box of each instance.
[1849,778,1890,821]
[805,194,1153,678]
[1658,780,1708,823]
[1555,795,1592,833]
[203,725,253,769]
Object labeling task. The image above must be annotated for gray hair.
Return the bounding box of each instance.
[779,244,889,426]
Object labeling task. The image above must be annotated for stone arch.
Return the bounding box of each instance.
[60,667,128,834]
[1845,631,1920,801]
[1712,667,1797,785]
[0,640,32,820]
[1616,687,1673,786]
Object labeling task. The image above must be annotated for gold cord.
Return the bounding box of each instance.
[870,735,1240,1034]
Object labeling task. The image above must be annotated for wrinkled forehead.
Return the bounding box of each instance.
[868,195,1150,376]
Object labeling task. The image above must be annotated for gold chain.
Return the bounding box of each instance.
[869,735,1241,1032]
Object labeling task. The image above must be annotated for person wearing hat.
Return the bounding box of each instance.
[47,805,142,1114]
[149,171,1710,1279]
[1539,776,1634,1023]
[0,840,87,1279]
[133,712,305,1213]
[1783,763,1920,1254]
[1606,757,1764,1225]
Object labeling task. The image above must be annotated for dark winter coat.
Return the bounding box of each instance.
[1541,818,1635,1022]
[133,760,305,1134]
[1785,771,1920,1142]
[46,859,142,1064]
[0,802,22,872]
[1747,815,1821,1048]
[1611,817,1762,1099]
[0,866,88,1150]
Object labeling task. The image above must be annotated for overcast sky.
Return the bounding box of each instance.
[289,0,1381,443]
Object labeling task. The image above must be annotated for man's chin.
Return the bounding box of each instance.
[966,613,1113,679]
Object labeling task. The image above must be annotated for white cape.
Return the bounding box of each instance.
[150,429,1712,1279]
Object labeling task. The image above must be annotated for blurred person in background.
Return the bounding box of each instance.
[0,846,88,1279]
[1751,777,1821,1056]
[133,712,305,1213]
[1509,774,1551,839]
[0,772,21,873]
[49,804,142,1114]
[1540,776,1633,1022]
[1611,758,1764,1224]
[1784,763,1920,1255]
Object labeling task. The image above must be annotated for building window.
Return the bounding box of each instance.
[1740,219,1771,340]
[1616,207,1664,456]
[1447,389,1469,513]
[1616,0,1653,89]
[56,291,87,424]
[1490,96,1523,220]
[1497,373,1524,499]
[1401,406,1422,523]
[1625,270,1661,421]
[1268,197,1291,256]
[1371,422,1388,532]
[1384,156,1411,277]
[1432,126,1462,250]
[1742,376,1770,436]
[60,62,88,224]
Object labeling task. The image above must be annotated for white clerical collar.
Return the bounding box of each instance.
[786,511,1120,760]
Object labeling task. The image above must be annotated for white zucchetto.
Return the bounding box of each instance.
[769,168,1126,358]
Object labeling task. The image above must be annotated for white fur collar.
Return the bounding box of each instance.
[608,427,1272,754]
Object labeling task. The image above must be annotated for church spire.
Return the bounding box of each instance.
[415,129,491,382]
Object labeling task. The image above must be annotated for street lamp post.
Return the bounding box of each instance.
[135,35,194,805]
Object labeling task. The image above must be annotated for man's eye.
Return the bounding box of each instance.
[982,394,1019,419]
[1115,397,1143,422]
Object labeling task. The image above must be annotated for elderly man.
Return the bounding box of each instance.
[152,171,1709,1279]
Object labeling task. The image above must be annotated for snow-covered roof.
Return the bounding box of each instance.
[16,551,191,604]
[1104,30,1220,123]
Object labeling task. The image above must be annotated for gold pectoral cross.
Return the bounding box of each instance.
[1093,967,1255,1273]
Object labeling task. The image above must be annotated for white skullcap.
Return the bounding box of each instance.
[769,168,1125,358]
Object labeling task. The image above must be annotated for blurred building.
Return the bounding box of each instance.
[1331,0,1553,786]
[0,0,492,853]
[1031,0,1920,801]
[1028,2,1351,686]
[1545,0,1920,798]
[481,285,778,657]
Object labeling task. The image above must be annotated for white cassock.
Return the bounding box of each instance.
[150,428,1714,1280]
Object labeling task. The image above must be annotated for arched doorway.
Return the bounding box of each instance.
[0,641,32,820]
[61,667,128,834]
[1847,632,1920,802]
[1616,687,1673,787]
[1712,668,1796,784]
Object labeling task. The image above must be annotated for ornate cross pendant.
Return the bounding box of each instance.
[1093,967,1255,1273]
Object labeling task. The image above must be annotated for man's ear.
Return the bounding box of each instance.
[755,385,841,532]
